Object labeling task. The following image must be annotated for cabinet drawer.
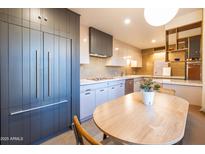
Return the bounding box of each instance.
[80,82,108,93]
[108,80,125,86]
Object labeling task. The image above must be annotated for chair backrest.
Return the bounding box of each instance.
[72,115,101,145]
[158,88,176,95]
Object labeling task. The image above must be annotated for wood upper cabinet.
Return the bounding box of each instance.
[89,27,113,57]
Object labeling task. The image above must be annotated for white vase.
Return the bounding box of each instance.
[142,91,155,105]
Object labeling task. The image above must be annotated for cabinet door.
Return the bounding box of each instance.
[22,9,30,27]
[80,91,95,120]
[59,38,72,101]
[30,110,41,143]
[22,28,30,108]
[30,29,43,107]
[96,88,108,106]
[59,102,71,130]
[8,111,30,145]
[95,29,102,55]
[8,25,34,110]
[40,106,55,138]
[106,34,113,57]
[189,35,201,59]
[43,33,55,103]
[8,24,23,109]
[41,9,54,34]
[30,8,41,30]
[0,21,9,109]
[54,9,67,37]
[108,85,118,101]
[0,8,9,22]
[117,83,125,97]
[1,109,9,145]
[8,9,22,26]
[89,27,96,54]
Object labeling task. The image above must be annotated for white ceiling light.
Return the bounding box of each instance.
[124,18,131,25]
[83,38,87,42]
[115,47,119,51]
[151,39,156,43]
[144,8,179,26]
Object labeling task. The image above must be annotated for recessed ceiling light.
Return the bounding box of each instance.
[151,39,156,43]
[124,18,131,25]
[83,38,87,42]
[115,47,119,51]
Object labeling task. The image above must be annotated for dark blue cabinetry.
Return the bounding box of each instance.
[0,9,80,145]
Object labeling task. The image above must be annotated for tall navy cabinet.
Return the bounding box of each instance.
[0,9,80,144]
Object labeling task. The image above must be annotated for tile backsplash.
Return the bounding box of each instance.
[80,56,135,79]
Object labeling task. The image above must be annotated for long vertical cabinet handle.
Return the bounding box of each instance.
[48,51,51,97]
[36,50,39,98]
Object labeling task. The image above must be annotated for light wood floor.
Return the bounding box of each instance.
[42,105,205,145]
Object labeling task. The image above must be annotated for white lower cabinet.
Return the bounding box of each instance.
[80,80,125,121]
[116,83,125,97]
[96,87,108,107]
[163,83,202,106]
[108,85,118,101]
[80,90,96,121]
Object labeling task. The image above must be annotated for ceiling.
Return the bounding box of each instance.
[71,8,200,49]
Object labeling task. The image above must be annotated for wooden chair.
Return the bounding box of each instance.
[158,88,176,95]
[72,115,123,145]
[72,115,101,145]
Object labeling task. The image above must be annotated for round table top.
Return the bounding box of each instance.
[93,92,189,145]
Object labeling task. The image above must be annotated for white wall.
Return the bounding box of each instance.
[201,9,205,112]
[165,9,203,30]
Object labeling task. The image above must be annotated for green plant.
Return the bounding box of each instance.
[140,79,160,92]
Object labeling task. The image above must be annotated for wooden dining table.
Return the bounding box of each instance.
[93,92,189,145]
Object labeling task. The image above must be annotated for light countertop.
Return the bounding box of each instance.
[153,79,202,87]
[80,75,202,87]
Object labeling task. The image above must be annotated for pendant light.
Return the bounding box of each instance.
[144,8,179,26]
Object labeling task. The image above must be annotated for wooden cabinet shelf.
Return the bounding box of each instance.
[165,21,202,79]
[168,48,188,53]
[168,61,186,63]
